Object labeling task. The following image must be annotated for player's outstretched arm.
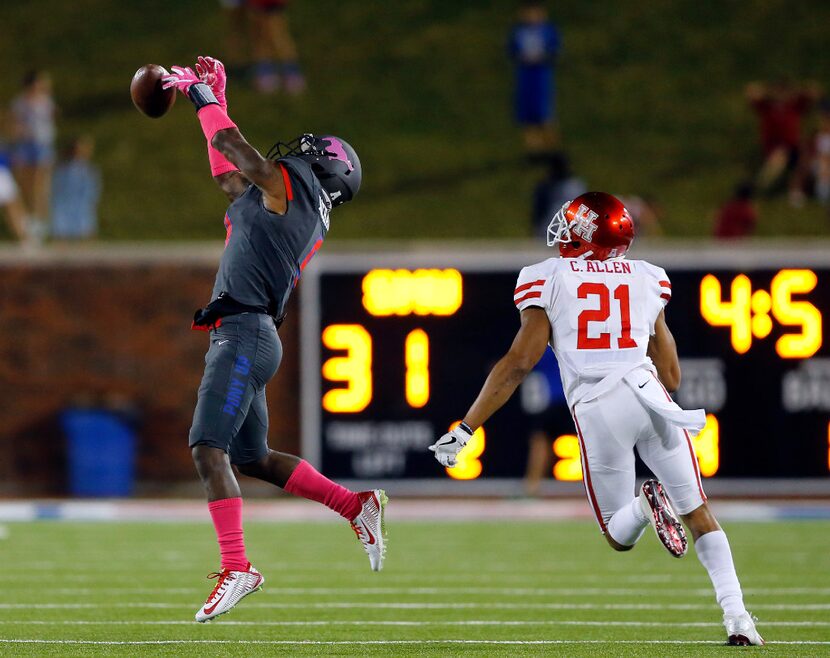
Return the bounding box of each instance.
[211,128,286,212]
[647,310,681,391]
[463,307,551,430]
[430,307,549,467]
[162,59,285,211]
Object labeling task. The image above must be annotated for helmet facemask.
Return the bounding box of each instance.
[546,201,572,248]
[547,200,599,259]
[266,133,322,160]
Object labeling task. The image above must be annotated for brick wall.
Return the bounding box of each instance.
[0,249,300,496]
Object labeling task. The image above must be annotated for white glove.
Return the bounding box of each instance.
[429,422,474,468]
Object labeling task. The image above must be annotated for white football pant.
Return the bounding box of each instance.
[572,374,707,532]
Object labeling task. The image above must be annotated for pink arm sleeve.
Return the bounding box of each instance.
[208,144,238,177]
[197,104,239,177]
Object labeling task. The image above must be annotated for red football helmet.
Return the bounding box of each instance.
[547,192,635,260]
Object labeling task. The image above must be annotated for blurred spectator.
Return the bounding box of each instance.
[248,0,306,95]
[51,136,101,241]
[617,194,664,237]
[0,135,27,241]
[532,152,586,239]
[814,102,830,207]
[714,181,757,238]
[745,79,822,196]
[10,70,56,236]
[520,349,570,496]
[794,99,830,208]
[508,1,561,155]
[219,0,251,79]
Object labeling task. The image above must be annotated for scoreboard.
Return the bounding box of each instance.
[299,248,830,490]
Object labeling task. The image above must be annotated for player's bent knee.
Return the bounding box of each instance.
[235,458,266,478]
[191,444,230,469]
[235,461,254,476]
[680,502,713,524]
[605,533,634,552]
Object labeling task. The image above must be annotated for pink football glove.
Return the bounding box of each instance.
[161,66,201,96]
[195,56,227,109]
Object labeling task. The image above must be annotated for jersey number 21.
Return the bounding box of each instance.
[577,282,638,350]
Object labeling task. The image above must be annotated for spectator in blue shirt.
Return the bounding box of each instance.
[51,136,101,240]
[508,1,561,155]
[520,348,572,496]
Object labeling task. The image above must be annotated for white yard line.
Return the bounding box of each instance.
[2,601,830,610]
[0,619,828,627]
[4,573,814,589]
[2,573,689,584]
[17,586,830,596]
[1,639,829,646]
[3,497,830,522]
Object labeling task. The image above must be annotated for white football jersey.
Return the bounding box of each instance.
[514,256,671,407]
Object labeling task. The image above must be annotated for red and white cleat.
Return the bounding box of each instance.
[639,479,688,558]
[195,563,264,622]
[350,489,388,571]
[725,612,765,646]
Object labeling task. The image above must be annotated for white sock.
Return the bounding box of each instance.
[694,529,746,617]
[607,497,649,546]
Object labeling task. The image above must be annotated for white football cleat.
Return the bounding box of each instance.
[724,612,765,646]
[350,489,388,571]
[639,479,688,557]
[195,563,264,622]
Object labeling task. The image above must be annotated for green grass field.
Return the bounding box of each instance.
[2,519,829,656]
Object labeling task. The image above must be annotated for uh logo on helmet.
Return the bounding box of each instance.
[547,191,635,261]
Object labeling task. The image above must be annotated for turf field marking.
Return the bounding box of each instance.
[6,571,683,583]
[3,602,830,610]
[18,586,830,596]
[2,620,829,627]
[6,571,811,587]
[2,639,829,646]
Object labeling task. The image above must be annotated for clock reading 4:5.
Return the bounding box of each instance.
[700,269,822,358]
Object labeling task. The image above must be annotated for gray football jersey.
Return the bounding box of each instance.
[208,156,330,320]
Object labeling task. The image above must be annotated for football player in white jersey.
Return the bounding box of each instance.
[430,192,764,646]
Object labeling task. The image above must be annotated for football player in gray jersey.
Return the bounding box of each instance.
[163,56,386,623]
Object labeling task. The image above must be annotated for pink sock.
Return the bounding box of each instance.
[284,460,361,520]
[207,497,249,571]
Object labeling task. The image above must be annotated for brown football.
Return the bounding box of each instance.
[130,64,176,118]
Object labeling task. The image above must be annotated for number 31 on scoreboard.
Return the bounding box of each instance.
[321,324,430,413]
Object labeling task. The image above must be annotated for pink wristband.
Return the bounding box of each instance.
[198,104,239,176]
